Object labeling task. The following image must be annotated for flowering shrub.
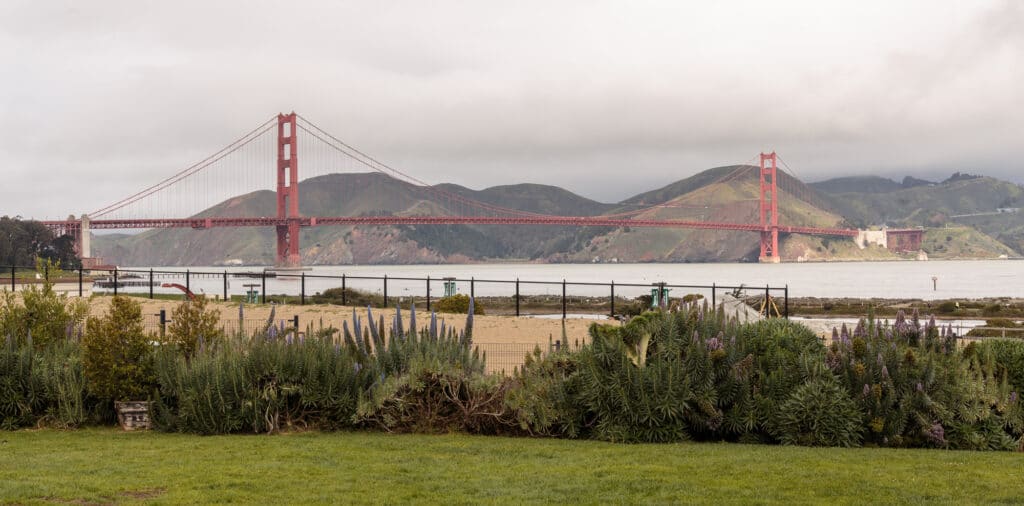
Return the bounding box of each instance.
[828,311,1023,450]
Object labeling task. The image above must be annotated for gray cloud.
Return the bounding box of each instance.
[1,0,1021,219]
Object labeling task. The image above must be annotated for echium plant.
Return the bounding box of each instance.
[575,302,767,443]
[828,310,1023,450]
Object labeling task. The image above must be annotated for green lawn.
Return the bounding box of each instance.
[1,429,1022,505]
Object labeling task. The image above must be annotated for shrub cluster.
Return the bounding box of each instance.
[4,283,1022,452]
[434,294,485,315]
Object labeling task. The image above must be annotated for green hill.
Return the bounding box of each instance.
[93,168,1024,266]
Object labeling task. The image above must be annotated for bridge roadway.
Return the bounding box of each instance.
[42,216,860,237]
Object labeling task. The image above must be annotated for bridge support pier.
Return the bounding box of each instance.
[759,229,780,263]
[275,112,303,268]
[758,152,781,263]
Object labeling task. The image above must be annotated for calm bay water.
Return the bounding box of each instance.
[118,259,1024,301]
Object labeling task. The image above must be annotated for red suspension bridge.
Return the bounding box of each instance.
[42,111,892,267]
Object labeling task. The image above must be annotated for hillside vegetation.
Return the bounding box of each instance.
[94,168,1023,266]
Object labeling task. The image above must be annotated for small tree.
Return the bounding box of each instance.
[82,296,155,401]
[0,260,88,348]
[167,296,223,358]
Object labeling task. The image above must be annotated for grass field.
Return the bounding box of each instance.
[1,430,1023,504]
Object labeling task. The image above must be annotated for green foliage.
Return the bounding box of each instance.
[152,334,363,434]
[0,216,81,269]
[356,362,507,434]
[153,302,487,435]
[82,297,156,402]
[310,286,383,307]
[935,301,958,314]
[166,296,223,358]
[772,377,863,447]
[354,304,494,432]
[572,305,829,444]
[828,311,1023,450]
[0,269,88,348]
[0,338,99,429]
[975,339,1024,392]
[504,348,585,437]
[434,294,484,315]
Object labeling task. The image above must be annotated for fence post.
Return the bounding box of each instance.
[10,265,14,292]
[562,279,567,319]
[159,309,167,338]
[149,269,154,299]
[261,270,266,304]
[383,275,388,308]
[610,280,615,317]
[78,266,83,297]
[765,284,770,317]
[712,283,716,310]
[44,262,48,281]
[186,269,191,294]
[515,278,520,317]
[784,285,789,319]
[300,272,306,305]
[293,314,299,331]
[426,276,431,311]
[341,274,346,306]
[470,277,475,299]
[223,270,228,302]
[113,268,118,297]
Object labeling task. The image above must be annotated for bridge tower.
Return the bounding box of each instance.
[758,152,780,263]
[276,112,302,267]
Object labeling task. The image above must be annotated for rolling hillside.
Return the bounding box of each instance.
[94,168,1023,266]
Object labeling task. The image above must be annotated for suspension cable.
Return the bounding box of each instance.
[90,116,278,217]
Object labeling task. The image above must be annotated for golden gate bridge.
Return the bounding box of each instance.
[42,111,888,267]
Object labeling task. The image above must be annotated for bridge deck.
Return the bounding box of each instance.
[42,216,859,237]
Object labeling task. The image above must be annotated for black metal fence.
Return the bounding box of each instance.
[1,264,790,319]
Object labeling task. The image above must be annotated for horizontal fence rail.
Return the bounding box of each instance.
[1,264,790,319]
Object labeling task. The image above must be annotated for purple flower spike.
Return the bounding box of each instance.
[926,423,946,445]
[863,384,871,397]
[881,365,889,379]
[916,382,924,392]
[1011,391,1018,403]
[706,336,723,351]
[877,352,884,366]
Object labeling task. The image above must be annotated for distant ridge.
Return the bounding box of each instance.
[92,167,1024,265]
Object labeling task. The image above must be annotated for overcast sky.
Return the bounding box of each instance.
[2,0,1022,219]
